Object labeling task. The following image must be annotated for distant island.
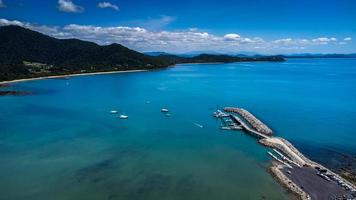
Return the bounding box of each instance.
[0,25,284,82]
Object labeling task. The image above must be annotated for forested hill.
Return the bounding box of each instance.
[0,25,171,80]
[0,25,284,81]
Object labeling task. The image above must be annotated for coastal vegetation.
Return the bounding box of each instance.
[0,25,284,82]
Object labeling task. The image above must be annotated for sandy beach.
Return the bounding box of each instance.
[0,70,148,85]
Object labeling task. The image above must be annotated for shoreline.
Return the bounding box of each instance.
[0,60,284,85]
[0,69,148,85]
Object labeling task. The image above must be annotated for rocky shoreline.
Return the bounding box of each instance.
[269,163,311,200]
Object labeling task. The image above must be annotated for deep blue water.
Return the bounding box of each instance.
[0,58,355,200]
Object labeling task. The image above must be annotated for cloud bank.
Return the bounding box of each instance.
[0,18,352,54]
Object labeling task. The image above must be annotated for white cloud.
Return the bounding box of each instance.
[0,18,24,26]
[0,0,6,8]
[273,37,339,46]
[0,18,69,38]
[311,37,337,45]
[224,34,263,45]
[98,2,119,11]
[131,15,176,30]
[0,18,349,54]
[273,38,293,45]
[58,0,84,13]
[188,28,198,32]
[344,37,352,41]
[312,37,329,42]
[224,33,240,41]
[61,24,219,50]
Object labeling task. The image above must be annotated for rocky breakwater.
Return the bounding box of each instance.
[224,107,273,135]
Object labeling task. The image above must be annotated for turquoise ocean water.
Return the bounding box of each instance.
[0,58,355,199]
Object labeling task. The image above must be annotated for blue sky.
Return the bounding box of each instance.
[0,0,355,54]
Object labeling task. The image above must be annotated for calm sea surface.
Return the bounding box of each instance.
[0,58,355,200]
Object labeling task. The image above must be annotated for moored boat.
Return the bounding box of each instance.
[161,108,169,112]
[119,114,128,119]
[110,110,118,114]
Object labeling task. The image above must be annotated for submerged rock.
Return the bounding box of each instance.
[0,90,32,96]
[0,83,9,88]
[75,159,116,183]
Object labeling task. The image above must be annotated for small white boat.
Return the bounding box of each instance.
[213,110,228,118]
[161,108,169,112]
[119,115,128,119]
[110,110,118,114]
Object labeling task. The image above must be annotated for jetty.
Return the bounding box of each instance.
[229,114,268,139]
[224,107,273,135]
[213,107,356,200]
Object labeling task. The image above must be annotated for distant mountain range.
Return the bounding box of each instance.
[0,25,283,81]
[143,52,173,56]
[155,54,284,64]
[144,51,258,57]
[282,53,356,58]
[145,51,356,58]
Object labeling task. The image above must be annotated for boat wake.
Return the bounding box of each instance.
[193,122,204,128]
